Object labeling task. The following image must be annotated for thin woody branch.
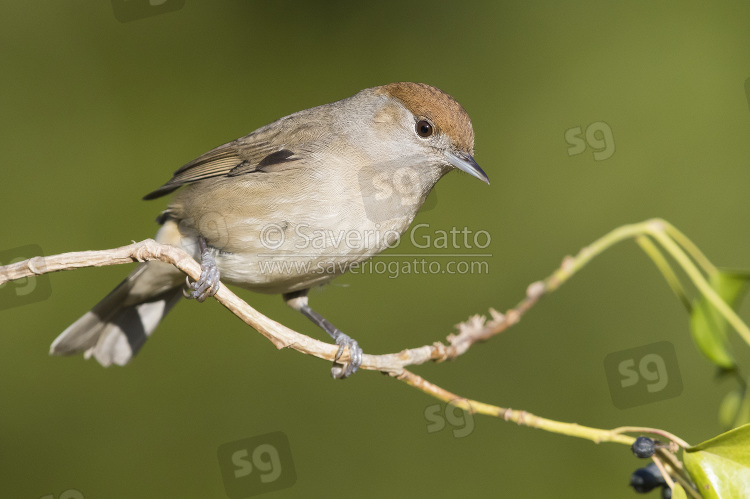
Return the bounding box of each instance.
[395,369,636,445]
[0,240,371,369]
[3,220,712,460]
[0,239,552,373]
[0,239,464,373]
[1,219,734,384]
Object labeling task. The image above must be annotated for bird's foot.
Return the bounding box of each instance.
[184,238,220,302]
[331,331,362,379]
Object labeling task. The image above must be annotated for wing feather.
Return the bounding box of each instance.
[143,140,296,200]
[143,113,328,200]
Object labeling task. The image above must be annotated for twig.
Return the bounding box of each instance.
[610,426,690,449]
[0,239,401,372]
[4,218,725,455]
[395,369,635,445]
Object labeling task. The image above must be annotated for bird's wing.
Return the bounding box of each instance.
[143,131,307,200]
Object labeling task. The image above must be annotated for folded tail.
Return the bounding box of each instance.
[50,261,184,367]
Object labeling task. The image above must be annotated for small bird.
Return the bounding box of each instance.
[50,82,488,378]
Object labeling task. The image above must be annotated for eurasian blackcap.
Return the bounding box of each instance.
[50,82,489,378]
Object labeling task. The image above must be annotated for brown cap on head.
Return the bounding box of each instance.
[375,82,474,154]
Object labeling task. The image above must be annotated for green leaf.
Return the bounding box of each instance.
[684,423,750,498]
[671,482,688,499]
[719,386,750,431]
[718,388,743,430]
[689,270,750,369]
[737,390,750,430]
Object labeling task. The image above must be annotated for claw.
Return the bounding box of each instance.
[182,276,192,298]
[184,238,221,302]
[331,332,362,379]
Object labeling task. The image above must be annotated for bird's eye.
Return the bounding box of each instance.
[415,119,434,138]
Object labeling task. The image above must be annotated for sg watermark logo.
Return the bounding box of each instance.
[565,121,615,160]
[0,245,51,311]
[358,157,437,224]
[217,431,296,498]
[424,400,475,438]
[604,341,683,409]
[111,0,185,23]
[40,489,84,499]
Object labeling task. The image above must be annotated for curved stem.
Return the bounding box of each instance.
[647,226,750,347]
[610,426,690,448]
[635,235,692,312]
[396,370,635,446]
[662,220,718,275]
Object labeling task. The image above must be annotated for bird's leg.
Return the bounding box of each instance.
[284,290,363,379]
[184,236,221,302]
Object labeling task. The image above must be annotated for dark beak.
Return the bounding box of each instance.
[445,150,490,184]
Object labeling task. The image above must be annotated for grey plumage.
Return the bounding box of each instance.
[50,83,486,374]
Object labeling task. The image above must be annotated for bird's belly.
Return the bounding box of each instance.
[213,214,413,294]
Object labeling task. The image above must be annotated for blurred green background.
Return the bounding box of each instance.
[2,2,750,497]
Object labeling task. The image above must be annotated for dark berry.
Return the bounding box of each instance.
[632,436,656,458]
[630,462,665,493]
